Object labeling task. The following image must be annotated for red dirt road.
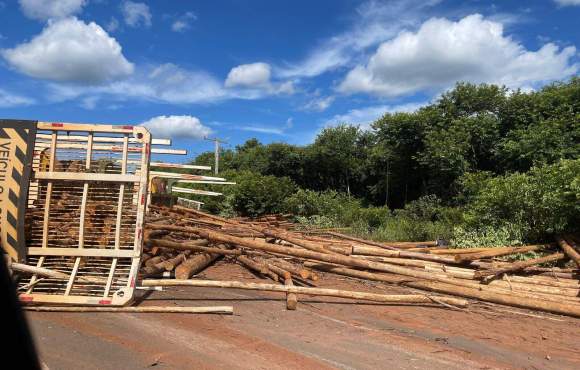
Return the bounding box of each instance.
[27,262,580,369]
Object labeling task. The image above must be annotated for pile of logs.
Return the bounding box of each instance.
[142,205,580,318]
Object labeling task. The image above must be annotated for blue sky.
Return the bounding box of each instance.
[0,0,578,162]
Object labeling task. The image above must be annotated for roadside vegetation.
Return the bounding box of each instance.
[187,78,580,247]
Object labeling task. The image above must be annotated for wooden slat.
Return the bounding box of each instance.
[35,133,165,145]
[34,172,140,183]
[27,248,137,258]
[176,180,236,185]
[150,162,211,170]
[65,133,93,296]
[171,187,223,196]
[28,131,58,293]
[104,135,129,297]
[150,172,225,181]
[38,122,136,134]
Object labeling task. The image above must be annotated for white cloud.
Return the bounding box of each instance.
[225,62,271,88]
[2,17,134,84]
[121,1,151,28]
[277,0,438,78]
[339,14,578,97]
[303,96,335,112]
[141,115,212,139]
[19,0,86,21]
[171,12,197,32]
[274,80,296,95]
[106,17,120,32]
[0,88,34,107]
[224,62,296,97]
[240,126,285,135]
[324,102,425,130]
[48,63,227,104]
[553,0,580,6]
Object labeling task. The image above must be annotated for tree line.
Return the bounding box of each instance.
[194,78,579,209]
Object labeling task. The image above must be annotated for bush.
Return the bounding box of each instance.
[460,159,580,242]
[358,195,458,242]
[230,171,297,217]
[451,224,525,248]
[182,170,296,217]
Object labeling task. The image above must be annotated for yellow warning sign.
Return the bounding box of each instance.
[0,120,36,262]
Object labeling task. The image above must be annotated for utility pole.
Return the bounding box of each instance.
[204,137,228,174]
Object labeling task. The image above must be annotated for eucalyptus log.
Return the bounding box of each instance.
[145,255,166,267]
[556,236,580,268]
[10,262,72,280]
[428,247,499,255]
[261,229,341,255]
[162,252,189,271]
[23,306,233,314]
[175,253,219,279]
[303,264,580,317]
[142,279,468,307]
[271,259,319,281]
[474,252,567,279]
[173,205,235,225]
[264,262,292,280]
[454,245,549,263]
[9,262,104,283]
[352,245,456,264]
[148,238,241,256]
[237,256,279,282]
[285,278,298,310]
[325,232,398,250]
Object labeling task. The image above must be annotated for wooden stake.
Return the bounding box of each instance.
[285,278,298,310]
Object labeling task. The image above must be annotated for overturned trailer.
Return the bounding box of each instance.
[1,119,151,306]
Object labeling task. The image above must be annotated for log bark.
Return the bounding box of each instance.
[474,252,567,279]
[556,236,580,268]
[23,306,233,314]
[175,253,219,279]
[141,279,469,307]
[454,245,549,263]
